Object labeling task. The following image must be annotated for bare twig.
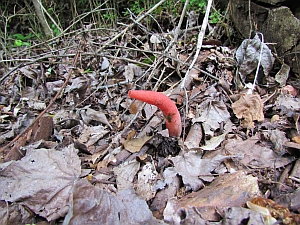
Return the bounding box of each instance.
[96,0,166,53]
[250,32,264,94]
[174,0,189,43]
[180,0,213,89]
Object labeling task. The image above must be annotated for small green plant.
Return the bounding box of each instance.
[140,55,155,65]
[51,24,61,36]
[103,11,117,20]
[13,33,33,47]
[123,1,145,16]
[209,9,222,24]
[83,68,92,74]
[188,0,207,11]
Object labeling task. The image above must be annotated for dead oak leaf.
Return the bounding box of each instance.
[232,94,264,128]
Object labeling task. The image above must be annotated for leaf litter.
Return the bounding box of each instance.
[0,2,300,225]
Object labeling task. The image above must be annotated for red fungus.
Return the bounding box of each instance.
[128,90,182,137]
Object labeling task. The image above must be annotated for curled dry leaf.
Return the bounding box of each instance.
[80,107,112,129]
[236,34,275,82]
[232,94,264,128]
[113,160,140,190]
[275,63,290,87]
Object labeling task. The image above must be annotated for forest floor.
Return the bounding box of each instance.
[0,2,300,225]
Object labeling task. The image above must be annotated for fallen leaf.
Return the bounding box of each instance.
[275,94,300,116]
[101,57,110,71]
[137,116,163,138]
[269,129,288,155]
[232,94,264,128]
[80,107,112,129]
[236,34,275,82]
[200,133,226,150]
[77,125,109,147]
[223,207,266,225]
[170,151,233,191]
[150,167,180,219]
[0,201,32,225]
[113,160,140,190]
[275,63,290,87]
[144,103,158,120]
[225,135,294,168]
[123,135,152,153]
[164,171,261,223]
[0,145,81,221]
[192,99,231,136]
[184,123,203,150]
[135,162,158,201]
[281,85,298,96]
[124,64,142,82]
[63,179,164,225]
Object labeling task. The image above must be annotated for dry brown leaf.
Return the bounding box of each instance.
[80,107,112,129]
[123,135,152,153]
[170,152,232,191]
[64,179,163,225]
[269,129,288,155]
[275,94,300,115]
[113,160,140,190]
[292,136,300,144]
[123,63,142,82]
[192,98,231,136]
[184,123,203,150]
[144,104,158,120]
[200,133,227,151]
[164,171,261,223]
[232,94,264,128]
[225,135,294,168]
[275,63,290,87]
[77,125,109,147]
[150,168,180,219]
[281,85,298,96]
[137,116,162,138]
[0,146,81,221]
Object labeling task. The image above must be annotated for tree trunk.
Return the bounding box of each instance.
[31,0,53,38]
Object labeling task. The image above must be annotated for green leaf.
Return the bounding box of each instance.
[13,33,25,40]
[22,41,31,46]
[83,68,91,74]
[14,39,23,46]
